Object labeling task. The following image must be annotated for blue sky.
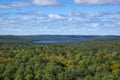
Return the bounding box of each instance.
[0,0,120,35]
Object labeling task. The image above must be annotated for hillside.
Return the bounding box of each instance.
[0,35,120,44]
[0,38,120,80]
[0,35,31,44]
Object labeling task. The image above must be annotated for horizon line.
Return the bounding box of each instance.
[0,34,120,36]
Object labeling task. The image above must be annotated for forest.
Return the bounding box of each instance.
[0,36,120,80]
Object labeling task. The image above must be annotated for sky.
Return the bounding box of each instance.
[0,0,120,35]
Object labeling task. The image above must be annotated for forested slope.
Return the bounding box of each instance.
[0,39,120,80]
[0,35,120,44]
[0,35,31,44]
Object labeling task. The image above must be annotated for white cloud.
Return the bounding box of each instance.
[0,2,30,9]
[107,16,120,22]
[67,11,120,19]
[0,0,59,9]
[67,18,80,24]
[0,5,10,9]
[0,0,120,9]
[83,13,102,18]
[31,0,59,6]
[74,0,120,5]
[68,12,82,17]
[48,14,64,19]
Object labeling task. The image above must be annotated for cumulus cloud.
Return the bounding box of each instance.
[107,16,120,22]
[74,0,120,5]
[48,14,64,19]
[0,2,30,9]
[0,0,59,9]
[67,18,80,24]
[16,11,46,19]
[0,0,120,9]
[68,11,120,20]
[31,0,59,6]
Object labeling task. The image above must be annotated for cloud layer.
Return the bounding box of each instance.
[0,10,120,35]
[1,0,120,9]
[0,0,59,9]
[0,2,30,9]
[0,0,120,35]
[74,0,120,5]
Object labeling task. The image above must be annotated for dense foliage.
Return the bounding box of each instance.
[0,39,120,80]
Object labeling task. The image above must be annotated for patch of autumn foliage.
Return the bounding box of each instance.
[0,57,12,62]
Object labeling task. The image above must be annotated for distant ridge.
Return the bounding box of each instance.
[0,35,120,44]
